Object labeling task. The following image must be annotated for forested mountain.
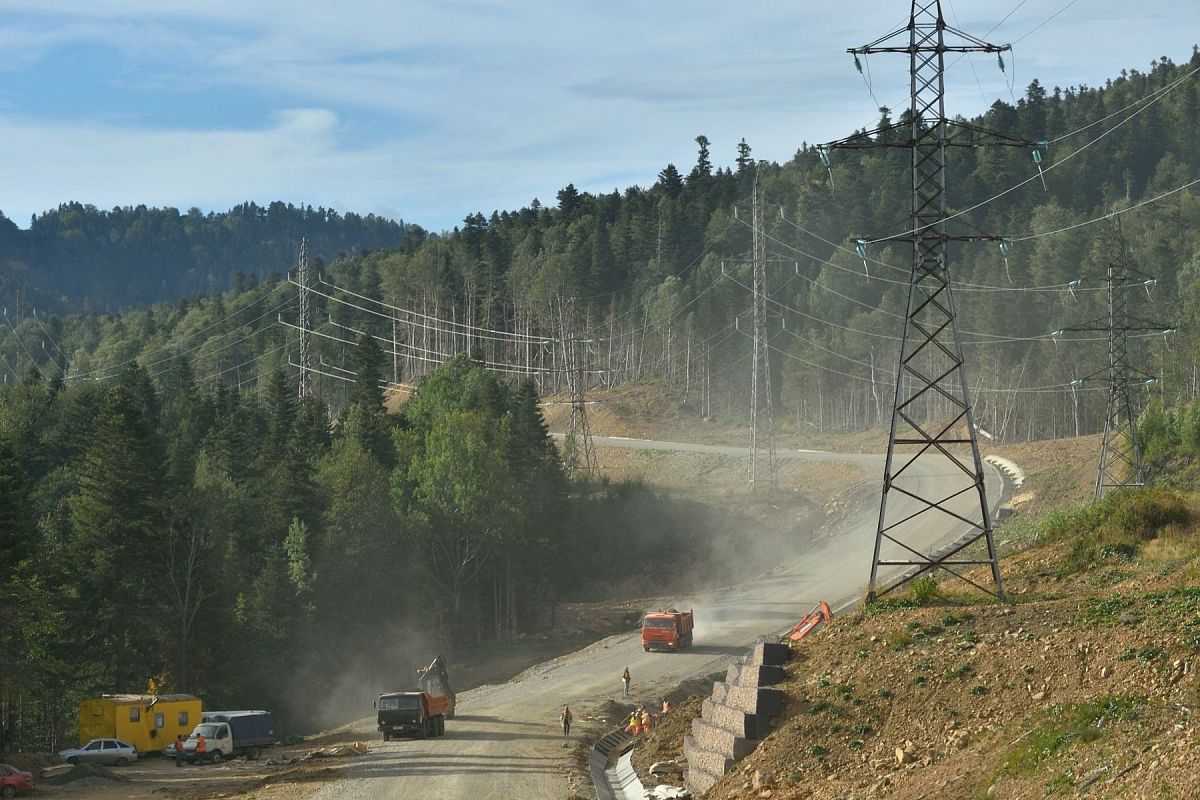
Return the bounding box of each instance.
[0,201,409,312]
[3,53,1200,749]
[3,54,1197,441]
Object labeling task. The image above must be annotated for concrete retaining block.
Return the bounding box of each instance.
[750,641,790,666]
[683,736,734,776]
[685,763,725,795]
[701,698,757,738]
[726,662,787,688]
[689,718,758,760]
[711,683,783,716]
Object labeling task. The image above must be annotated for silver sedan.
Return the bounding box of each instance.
[57,739,138,766]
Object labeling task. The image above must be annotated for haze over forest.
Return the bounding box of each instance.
[2,47,1200,755]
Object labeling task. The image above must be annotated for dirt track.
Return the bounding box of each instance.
[298,438,1002,800]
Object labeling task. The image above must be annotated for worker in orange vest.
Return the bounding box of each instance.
[195,733,207,764]
[639,707,652,734]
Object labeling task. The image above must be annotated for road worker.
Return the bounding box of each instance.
[560,705,572,736]
[639,706,652,734]
[195,733,207,764]
[622,666,631,697]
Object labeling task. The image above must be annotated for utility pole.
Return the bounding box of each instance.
[825,1,1038,602]
[1059,220,1173,499]
[296,238,314,398]
[748,168,777,488]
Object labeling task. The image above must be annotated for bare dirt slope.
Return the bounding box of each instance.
[635,523,1200,800]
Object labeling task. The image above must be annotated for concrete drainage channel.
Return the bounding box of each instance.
[590,729,642,800]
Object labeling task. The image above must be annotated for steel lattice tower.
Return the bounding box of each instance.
[1061,221,1172,499]
[826,1,1038,601]
[561,299,597,479]
[748,169,777,488]
[296,238,314,398]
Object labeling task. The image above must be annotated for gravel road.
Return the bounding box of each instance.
[310,437,1002,800]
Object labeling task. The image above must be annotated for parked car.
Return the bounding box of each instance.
[0,764,34,797]
[57,739,138,766]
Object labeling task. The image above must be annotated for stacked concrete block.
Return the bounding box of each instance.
[683,640,790,794]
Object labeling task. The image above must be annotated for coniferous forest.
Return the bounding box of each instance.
[2,53,1200,748]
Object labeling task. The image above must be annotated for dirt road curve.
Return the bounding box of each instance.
[311,438,1002,800]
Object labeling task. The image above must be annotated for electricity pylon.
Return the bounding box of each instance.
[1060,220,1173,499]
[559,298,597,479]
[825,1,1039,601]
[296,237,314,398]
[748,168,777,489]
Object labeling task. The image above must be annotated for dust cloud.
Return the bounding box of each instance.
[277,622,440,736]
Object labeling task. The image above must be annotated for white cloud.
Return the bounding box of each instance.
[0,0,1191,230]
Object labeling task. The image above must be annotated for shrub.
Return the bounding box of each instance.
[909,576,940,605]
[1042,489,1194,575]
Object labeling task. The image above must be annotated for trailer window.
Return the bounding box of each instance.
[179,711,189,727]
[155,712,165,728]
[643,618,674,628]
[129,707,140,722]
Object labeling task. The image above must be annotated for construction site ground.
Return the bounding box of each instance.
[13,383,1143,800]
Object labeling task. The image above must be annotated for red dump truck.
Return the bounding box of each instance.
[641,608,695,652]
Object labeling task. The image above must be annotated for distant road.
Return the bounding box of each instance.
[312,435,1002,800]
[562,433,836,459]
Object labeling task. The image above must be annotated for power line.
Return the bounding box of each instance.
[71,295,296,381]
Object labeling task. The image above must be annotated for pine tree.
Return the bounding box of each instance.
[657,164,684,199]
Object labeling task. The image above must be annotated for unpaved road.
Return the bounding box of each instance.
[310,438,1002,800]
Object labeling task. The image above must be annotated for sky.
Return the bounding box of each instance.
[0,1,1189,232]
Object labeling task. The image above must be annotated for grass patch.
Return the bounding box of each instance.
[1001,696,1143,777]
[1040,489,1194,575]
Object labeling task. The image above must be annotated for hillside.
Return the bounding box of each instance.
[632,486,1200,799]
[0,201,409,312]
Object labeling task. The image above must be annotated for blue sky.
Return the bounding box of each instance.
[0,1,1189,232]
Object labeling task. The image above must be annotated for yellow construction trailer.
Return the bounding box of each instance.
[78,694,201,752]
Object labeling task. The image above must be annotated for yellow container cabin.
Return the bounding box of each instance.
[78,694,201,752]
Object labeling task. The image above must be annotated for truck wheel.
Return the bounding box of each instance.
[210,751,223,764]
[383,732,391,742]
[418,723,428,739]
[446,707,454,721]
[643,644,649,652]
[247,747,262,761]
[437,716,445,736]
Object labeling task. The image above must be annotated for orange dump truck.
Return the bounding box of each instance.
[641,608,695,652]
[375,691,450,740]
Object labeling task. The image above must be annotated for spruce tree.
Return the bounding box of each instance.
[68,383,166,690]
